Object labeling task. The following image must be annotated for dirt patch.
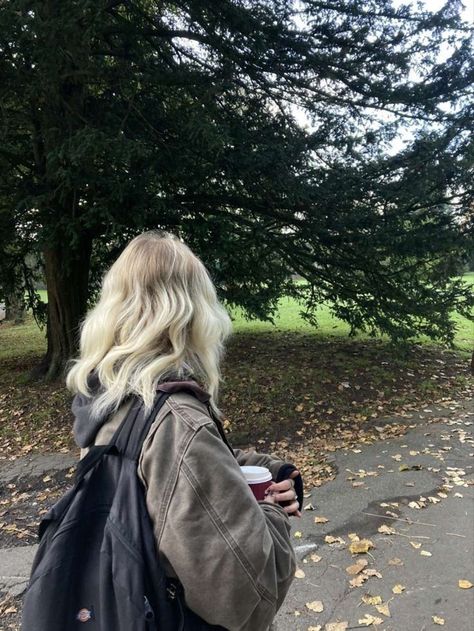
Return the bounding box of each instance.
[0,468,74,548]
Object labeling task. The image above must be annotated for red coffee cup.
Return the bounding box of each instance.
[240,466,273,501]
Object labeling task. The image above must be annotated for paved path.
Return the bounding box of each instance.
[274,399,474,631]
[1,400,473,630]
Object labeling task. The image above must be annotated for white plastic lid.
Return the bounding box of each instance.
[240,466,272,484]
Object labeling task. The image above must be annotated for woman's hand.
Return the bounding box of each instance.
[264,470,302,517]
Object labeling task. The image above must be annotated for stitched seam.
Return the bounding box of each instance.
[139,400,198,544]
[181,459,276,604]
[167,397,212,431]
[155,427,197,544]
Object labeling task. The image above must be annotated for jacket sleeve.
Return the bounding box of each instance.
[233,447,286,481]
[151,423,296,631]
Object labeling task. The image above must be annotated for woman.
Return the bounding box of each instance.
[67,231,302,631]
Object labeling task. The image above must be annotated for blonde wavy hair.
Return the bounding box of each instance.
[66,231,232,419]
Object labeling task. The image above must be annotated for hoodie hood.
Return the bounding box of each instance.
[71,376,211,449]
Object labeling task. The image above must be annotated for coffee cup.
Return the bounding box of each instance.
[240,466,273,501]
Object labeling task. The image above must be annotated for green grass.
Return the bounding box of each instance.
[10,274,473,359]
[0,318,46,360]
[230,273,473,354]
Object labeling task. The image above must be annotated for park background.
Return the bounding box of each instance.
[0,0,473,629]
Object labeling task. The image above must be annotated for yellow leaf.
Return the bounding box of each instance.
[349,539,374,554]
[294,531,303,538]
[432,616,445,625]
[358,613,383,626]
[306,600,324,613]
[458,579,473,589]
[325,535,345,545]
[295,403,304,412]
[410,541,422,549]
[361,594,382,605]
[295,568,306,578]
[310,553,322,563]
[348,532,360,541]
[392,584,405,594]
[346,559,368,575]
[308,627,322,631]
[420,550,432,557]
[314,516,329,523]
[375,603,391,617]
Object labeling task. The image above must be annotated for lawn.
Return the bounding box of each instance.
[30,273,474,353]
[230,272,473,354]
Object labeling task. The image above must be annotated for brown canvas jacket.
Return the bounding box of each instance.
[79,387,296,631]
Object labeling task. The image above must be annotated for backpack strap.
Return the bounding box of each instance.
[112,392,170,461]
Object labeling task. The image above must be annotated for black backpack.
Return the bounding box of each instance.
[22,391,226,631]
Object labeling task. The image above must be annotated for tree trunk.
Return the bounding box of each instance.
[31,234,93,381]
[5,286,25,324]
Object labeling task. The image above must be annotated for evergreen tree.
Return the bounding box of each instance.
[0,0,472,378]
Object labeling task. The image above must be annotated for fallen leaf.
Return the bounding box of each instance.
[458,579,473,589]
[362,594,382,605]
[3,606,18,614]
[346,559,368,575]
[310,553,322,563]
[304,503,315,511]
[294,531,303,538]
[325,535,345,545]
[420,550,432,557]
[358,613,383,626]
[306,600,324,613]
[392,584,405,594]
[349,539,374,554]
[349,574,368,588]
[308,627,322,631]
[432,616,445,625]
[378,524,396,535]
[399,463,422,471]
[375,603,391,617]
[364,569,382,578]
[410,541,422,549]
[325,623,348,631]
[295,568,306,578]
[315,516,329,524]
[388,557,404,566]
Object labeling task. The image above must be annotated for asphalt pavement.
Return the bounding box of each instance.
[1,400,473,631]
[274,400,474,631]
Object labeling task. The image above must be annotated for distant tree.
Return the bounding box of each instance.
[0,0,473,379]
